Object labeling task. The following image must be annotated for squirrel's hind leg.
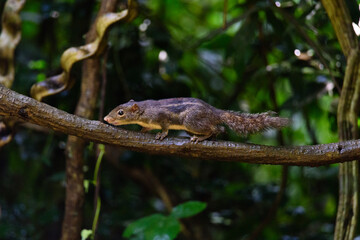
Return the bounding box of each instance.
[190,126,224,143]
[183,113,223,142]
[190,134,213,143]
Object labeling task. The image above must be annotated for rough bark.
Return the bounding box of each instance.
[321,1,360,239]
[1,85,360,167]
[321,1,357,59]
[61,1,118,240]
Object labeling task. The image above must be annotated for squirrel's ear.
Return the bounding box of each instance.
[130,103,139,112]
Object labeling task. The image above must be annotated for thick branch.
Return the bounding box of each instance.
[1,85,360,166]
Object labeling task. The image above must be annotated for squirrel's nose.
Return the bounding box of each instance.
[104,116,112,123]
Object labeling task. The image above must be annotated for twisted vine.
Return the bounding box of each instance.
[0,0,25,88]
[30,0,137,101]
[0,0,26,147]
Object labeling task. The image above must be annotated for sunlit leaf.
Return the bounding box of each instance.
[170,201,207,219]
[81,229,92,240]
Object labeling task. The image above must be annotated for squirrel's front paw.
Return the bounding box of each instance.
[155,131,168,140]
[190,136,199,143]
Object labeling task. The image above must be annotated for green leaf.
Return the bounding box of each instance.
[81,229,92,240]
[28,60,47,70]
[170,201,207,219]
[123,214,163,238]
[83,180,90,193]
[123,214,180,240]
[36,73,46,82]
[144,216,180,240]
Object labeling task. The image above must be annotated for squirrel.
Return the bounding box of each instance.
[104,98,289,142]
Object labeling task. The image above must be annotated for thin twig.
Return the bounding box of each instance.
[270,2,341,93]
[99,47,109,121]
[246,27,289,238]
[223,0,228,29]
[188,6,258,49]
[93,48,109,237]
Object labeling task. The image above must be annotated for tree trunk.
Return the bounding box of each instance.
[61,1,118,239]
[321,1,360,239]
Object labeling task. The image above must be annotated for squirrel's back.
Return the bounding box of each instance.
[151,98,289,135]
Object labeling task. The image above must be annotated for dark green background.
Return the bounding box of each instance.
[0,0,355,239]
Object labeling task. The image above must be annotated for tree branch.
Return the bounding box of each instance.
[1,85,360,167]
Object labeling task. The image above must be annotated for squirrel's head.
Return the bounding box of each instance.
[104,100,142,125]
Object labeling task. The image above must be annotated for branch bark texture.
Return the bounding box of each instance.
[1,85,360,167]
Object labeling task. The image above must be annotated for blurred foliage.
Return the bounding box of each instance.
[0,0,358,239]
[123,201,206,239]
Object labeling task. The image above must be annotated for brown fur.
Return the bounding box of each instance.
[220,111,289,136]
[104,98,289,142]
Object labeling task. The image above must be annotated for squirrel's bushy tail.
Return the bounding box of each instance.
[220,111,289,135]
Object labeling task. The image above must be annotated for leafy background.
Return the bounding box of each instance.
[0,0,356,239]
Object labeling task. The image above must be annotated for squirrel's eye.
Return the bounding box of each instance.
[117,109,124,116]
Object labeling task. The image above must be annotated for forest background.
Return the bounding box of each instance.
[1,0,360,239]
